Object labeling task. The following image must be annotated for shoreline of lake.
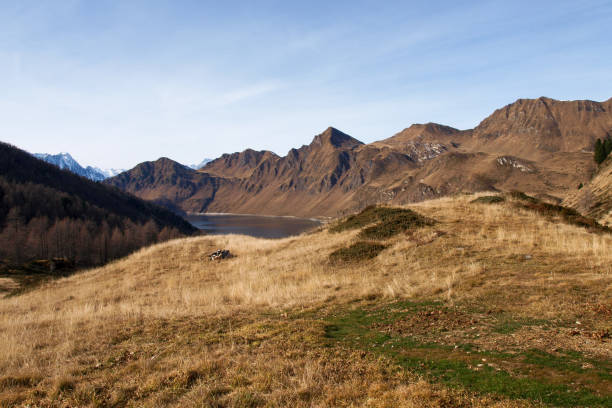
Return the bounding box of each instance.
[187,212,326,223]
[184,213,323,239]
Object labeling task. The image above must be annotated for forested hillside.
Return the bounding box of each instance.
[0,142,197,267]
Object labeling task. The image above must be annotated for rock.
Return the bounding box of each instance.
[209,249,231,261]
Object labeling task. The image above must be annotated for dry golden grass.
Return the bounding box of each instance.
[1,193,611,406]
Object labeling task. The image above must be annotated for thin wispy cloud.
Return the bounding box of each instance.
[220,81,285,106]
[1,1,610,168]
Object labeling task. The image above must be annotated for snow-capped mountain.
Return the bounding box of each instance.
[96,167,125,178]
[33,152,125,181]
[189,158,212,170]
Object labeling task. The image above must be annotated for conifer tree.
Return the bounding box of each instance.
[594,139,606,164]
[604,138,612,159]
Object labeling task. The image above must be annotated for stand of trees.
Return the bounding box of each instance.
[0,210,183,266]
[0,141,197,268]
[594,137,612,164]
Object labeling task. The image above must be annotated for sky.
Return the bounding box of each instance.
[1,0,611,169]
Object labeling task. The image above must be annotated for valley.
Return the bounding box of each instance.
[5,3,612,407]
[2,97,612,407]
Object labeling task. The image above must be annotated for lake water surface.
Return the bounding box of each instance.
[185,213,322,239]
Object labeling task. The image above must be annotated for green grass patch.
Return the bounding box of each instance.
[520,349,612,381]
[492,316,550,334]
[324,300,612,407]
[329,241,387,263]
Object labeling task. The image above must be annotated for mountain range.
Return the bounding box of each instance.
[33,152,213,181]
[105,97,612,218]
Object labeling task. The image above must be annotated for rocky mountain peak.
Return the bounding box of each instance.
[310,127,363,149]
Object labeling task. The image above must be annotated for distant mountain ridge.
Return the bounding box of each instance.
[189,158,213,170]
[33,152,125,181]
[105,97,612,217]
[106,158,231,215]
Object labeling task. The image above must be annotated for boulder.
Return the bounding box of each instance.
[209,249,231,261]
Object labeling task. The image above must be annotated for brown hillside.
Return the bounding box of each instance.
[202,149,279,179]
[469,97,612,159]
[107,158,237,214]
[373,123,463,153]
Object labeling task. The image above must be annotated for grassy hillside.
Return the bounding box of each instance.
[1,194,611,407]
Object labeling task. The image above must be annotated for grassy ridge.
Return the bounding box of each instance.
[1,193,611,407]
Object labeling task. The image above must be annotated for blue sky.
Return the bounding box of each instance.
[1,1,611,169]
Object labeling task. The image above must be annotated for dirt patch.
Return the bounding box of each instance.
[475,326,612,360]
[373,308,476,336]
[590,302,612,317]
[373,304,612,361]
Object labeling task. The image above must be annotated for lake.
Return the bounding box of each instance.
[185,213,322,239]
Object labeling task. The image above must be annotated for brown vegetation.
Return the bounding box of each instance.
[1,193,611,406]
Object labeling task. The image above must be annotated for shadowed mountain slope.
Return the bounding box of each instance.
[203,149,279,179]
[0,142,195,234]
[0,142,197,267]
[105,158,240,214]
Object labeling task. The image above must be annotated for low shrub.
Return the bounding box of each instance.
[330,206,406,232]
[359,212,434,240]
[331,206,434,239]
[470,195,505,204]
[329,241,387,263]
[507,191,538,203]
[0,375,40,390]
[508,192,611,233]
